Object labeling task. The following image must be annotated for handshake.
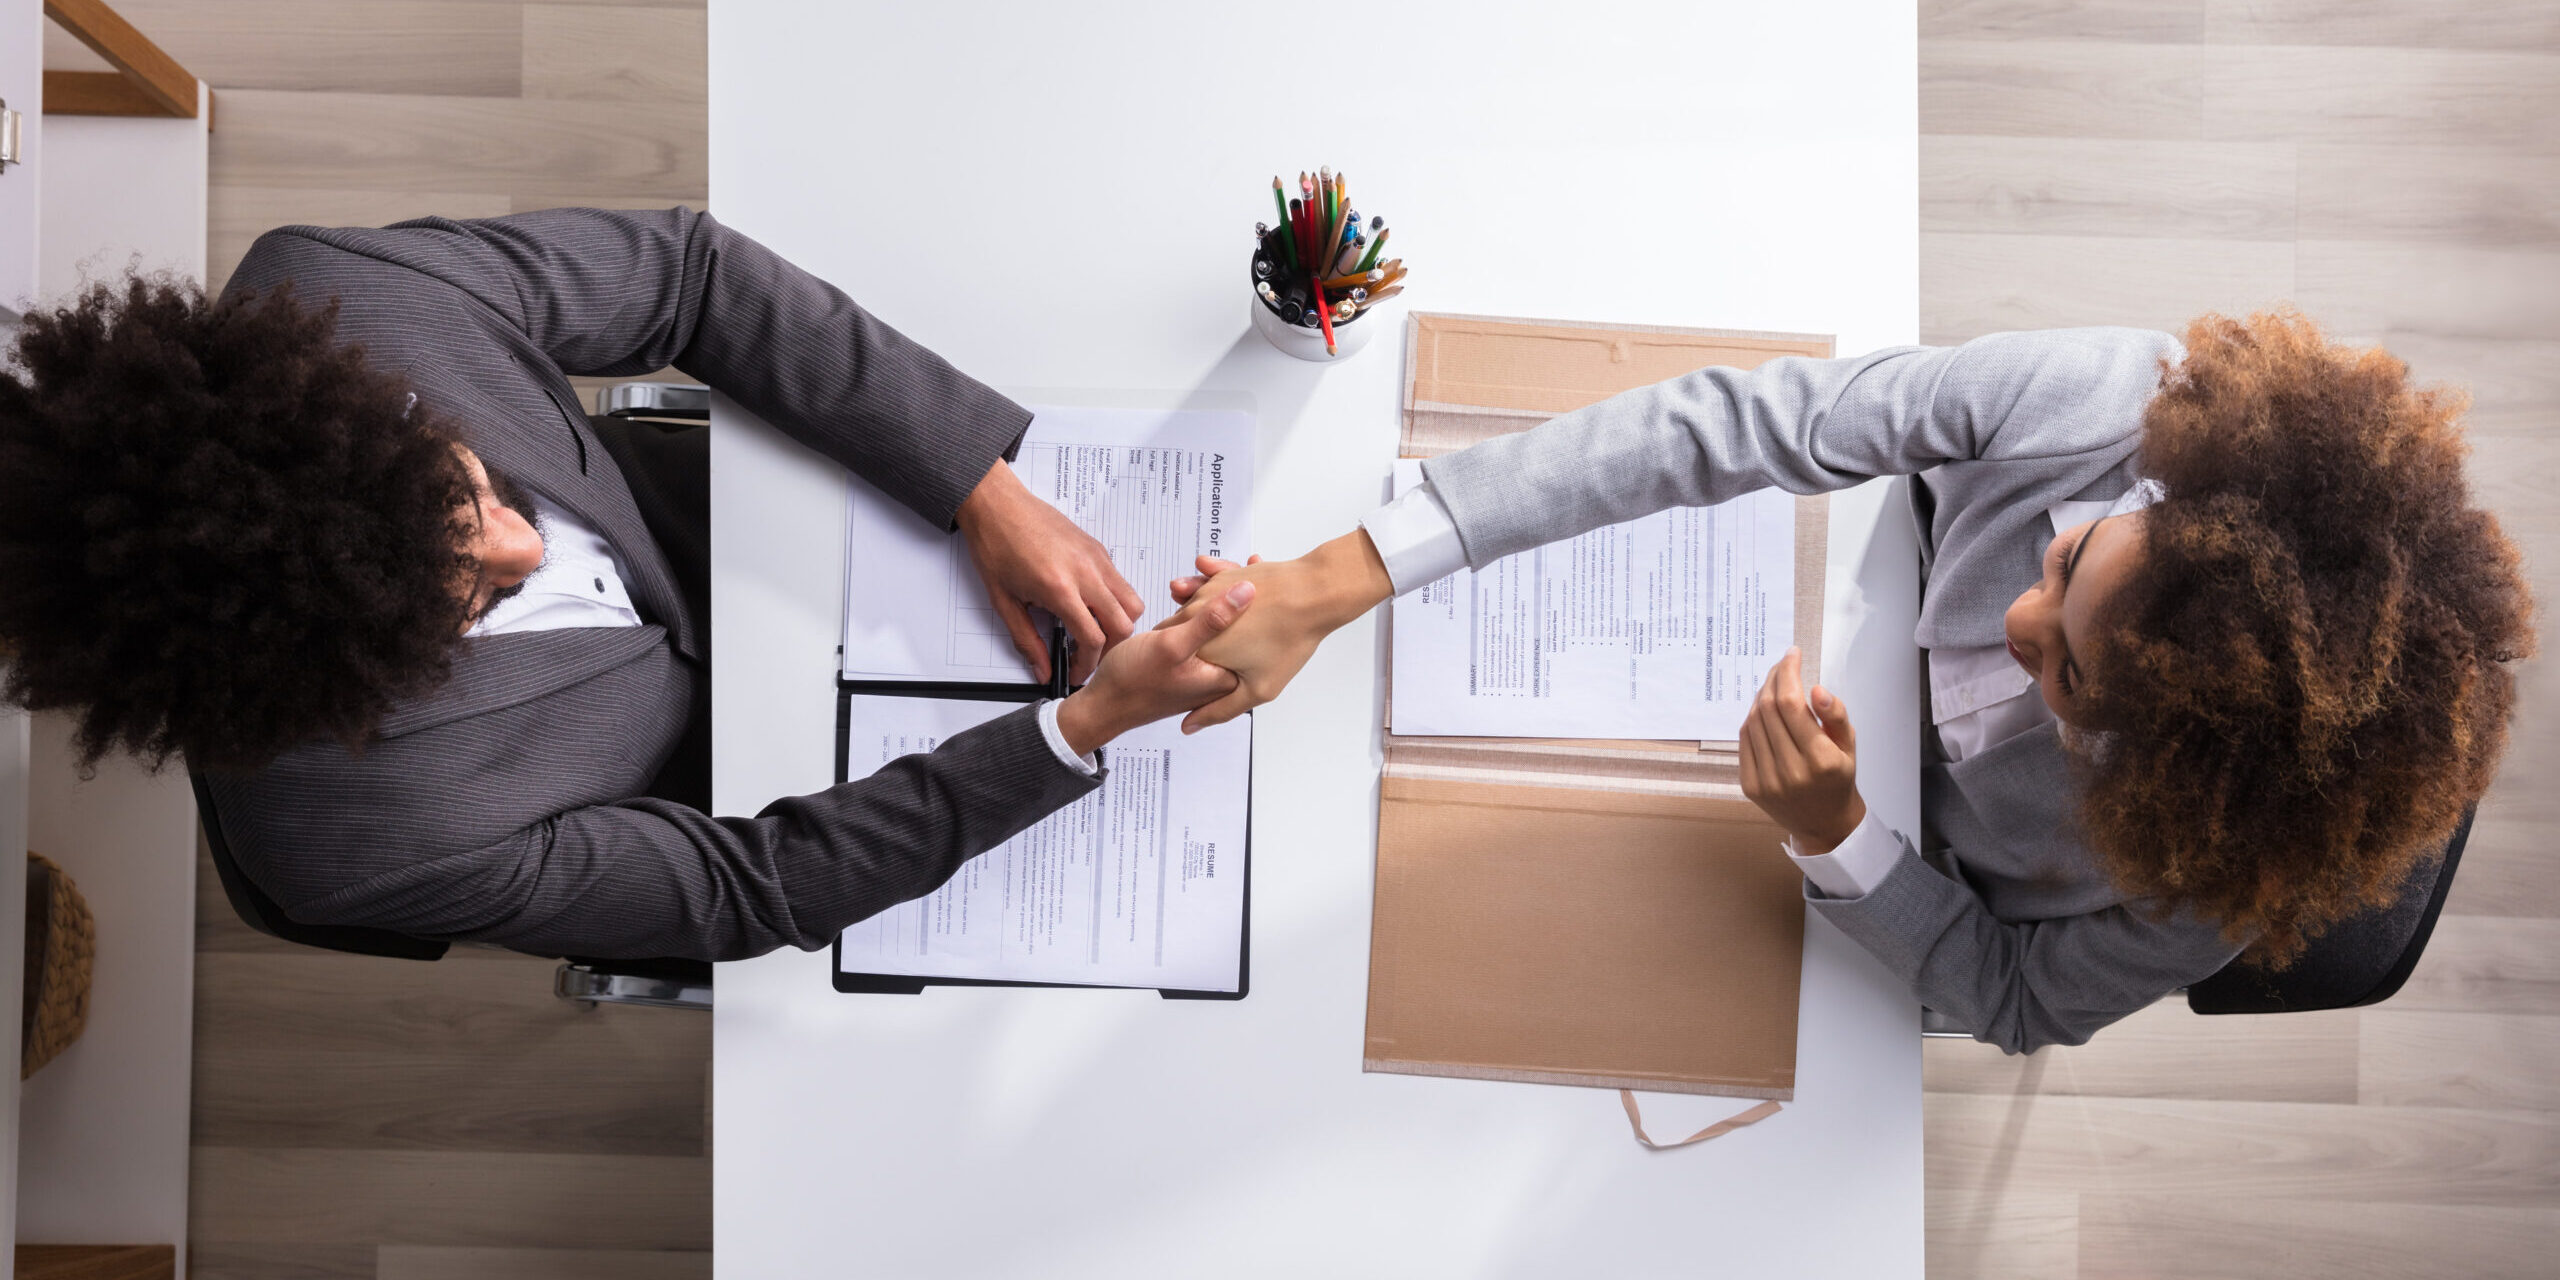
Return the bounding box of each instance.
[1048,530,1394,757]
[977,470,1862,859]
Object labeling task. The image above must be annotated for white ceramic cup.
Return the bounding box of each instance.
[1249,288,1377,362]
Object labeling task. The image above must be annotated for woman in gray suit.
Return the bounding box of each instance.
[1159,310,2534,1053]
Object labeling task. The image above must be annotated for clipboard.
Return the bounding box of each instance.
[830,623,1252,1001]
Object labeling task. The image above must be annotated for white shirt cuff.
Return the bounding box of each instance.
[1035,699,1100,776]
[1786,811,1904,900]
[1360,480,1469,596]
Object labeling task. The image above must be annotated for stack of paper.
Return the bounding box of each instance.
[833,404,1257,995]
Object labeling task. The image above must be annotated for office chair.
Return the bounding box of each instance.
[1919,805,2475,1038]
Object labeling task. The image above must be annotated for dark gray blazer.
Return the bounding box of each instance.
[202,207,1100,961]
[1422,328,2247,1053]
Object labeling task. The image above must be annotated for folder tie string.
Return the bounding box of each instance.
[1618,1090,1782,1150]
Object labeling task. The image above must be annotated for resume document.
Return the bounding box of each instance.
[838,697,1251,992]
[1387,460,1794,742]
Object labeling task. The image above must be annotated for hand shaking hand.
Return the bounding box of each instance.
[1055,580,1258,754]
[1158,530,1395,732]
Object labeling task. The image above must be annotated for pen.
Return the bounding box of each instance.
[1354,225,1389,274]
[1047,621,1071,697]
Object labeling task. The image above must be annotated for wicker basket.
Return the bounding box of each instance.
[23,851,95,1079]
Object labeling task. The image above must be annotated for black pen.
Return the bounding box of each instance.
[1047,621,1071,698]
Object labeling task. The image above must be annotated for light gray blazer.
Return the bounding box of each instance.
[203,208,1101,962]
[1420,328,2247,1053]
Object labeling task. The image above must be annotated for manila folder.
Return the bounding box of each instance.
[1365,774,1805,1100]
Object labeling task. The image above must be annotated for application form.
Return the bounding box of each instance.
[1387,460,1794,742]
[836,697,1251,992]
[841,405,1254,681]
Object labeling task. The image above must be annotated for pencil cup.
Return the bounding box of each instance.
[1250,292,1376,362]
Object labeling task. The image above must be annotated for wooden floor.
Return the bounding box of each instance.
[1919,1,2560,1276]
[39,0,2549,1276]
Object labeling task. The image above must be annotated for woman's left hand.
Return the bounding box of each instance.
[1739,648,1867,854]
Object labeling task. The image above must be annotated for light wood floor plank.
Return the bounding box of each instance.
[1923,40,2206,139]
[1921,135,2295,239]
[2465,434,2560,540]
[1926,1093,2560,1205]
[2360,1012,2560,1110]
[1924,1002,2360,1103]
[1920,230,2294,342]
[53,1,525,97]
[2455,796,2560,922]
[1922,0,2207,42]
[2078,1195,2560,1279]
[2298,145,2560,246]
[2340,916,2560,1014]
[374,1247,709,1280]
[188,1243,375,1280]
[521,5,706,103]
[2376,333,2560,438]
[2204,0,2560,55]
[2200,46,2560,150]
[1927,1186,2078,1280]
[209,90,706,200]
[2294,240,2560,341]
[191,952,707,1156]
[191,1148,710,1249]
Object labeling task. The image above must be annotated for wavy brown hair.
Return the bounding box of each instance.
[0,275,479,772]
[2078,309,2536,965]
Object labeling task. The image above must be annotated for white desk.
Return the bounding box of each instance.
[710,3,1922,1274]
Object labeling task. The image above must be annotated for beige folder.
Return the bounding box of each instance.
[1364,313,1834,1100]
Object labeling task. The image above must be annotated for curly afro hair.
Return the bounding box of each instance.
[2077,309,2537,965]
[0,274,481,772]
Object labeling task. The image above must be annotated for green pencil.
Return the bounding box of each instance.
[1354,225,1389,274]
[1271,177,1297,270]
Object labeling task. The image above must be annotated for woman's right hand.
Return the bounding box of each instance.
[1157,529,1395,731]
[1053,580,1257,754]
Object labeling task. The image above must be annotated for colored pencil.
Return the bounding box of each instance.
[1312,269,1339,353]
[1324,194,1353,282]
[1269,179,1294,268]
[1354,226,1389,274]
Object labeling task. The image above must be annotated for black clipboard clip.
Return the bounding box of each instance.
[830,621,1251,1001]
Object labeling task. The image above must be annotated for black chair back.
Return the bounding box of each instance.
[2187,806,2473,1015]
[192,772,451,960]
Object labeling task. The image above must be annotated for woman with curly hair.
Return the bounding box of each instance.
[1152,309,2534,1053]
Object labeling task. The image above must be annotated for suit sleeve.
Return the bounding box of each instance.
[1419,327,2184,567]
[258,703,1100,962]
[377,205,1029,530]
[1809,830,2246,1054]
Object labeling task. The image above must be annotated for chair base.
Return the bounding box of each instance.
[555,962,711,1010]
